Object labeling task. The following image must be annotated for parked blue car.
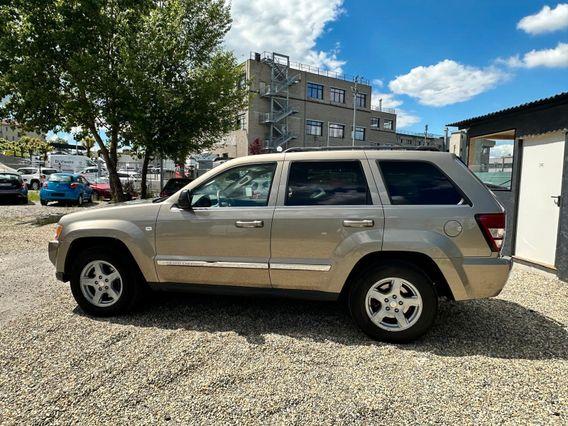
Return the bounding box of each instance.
[40,173,93,206]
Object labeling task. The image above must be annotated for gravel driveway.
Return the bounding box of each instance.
[0,203,566,424]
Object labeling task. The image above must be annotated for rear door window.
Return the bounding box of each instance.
[378,160,465,205]
[285,161,371,206]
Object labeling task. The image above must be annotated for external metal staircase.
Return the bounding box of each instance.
[260,52,299,151]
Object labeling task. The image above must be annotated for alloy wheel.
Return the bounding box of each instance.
[79,260,123,307]
[365,277,423,331]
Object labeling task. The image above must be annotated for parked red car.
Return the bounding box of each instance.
[88,177,112,200]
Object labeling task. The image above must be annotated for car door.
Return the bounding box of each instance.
[154,161,282,287]
[269,154,385,294]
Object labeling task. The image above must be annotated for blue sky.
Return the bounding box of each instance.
[52,1,568,143]
[321,0,568,134]
[226,0,568,135]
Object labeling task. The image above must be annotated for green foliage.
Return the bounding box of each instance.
[1,0,247,201]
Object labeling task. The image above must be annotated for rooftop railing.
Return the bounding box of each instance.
[370,105,397,114]
[252,51,370,85]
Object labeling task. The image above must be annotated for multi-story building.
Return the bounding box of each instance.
[1,120,45,142]
[215,52,397,157]
[395,131,445,150]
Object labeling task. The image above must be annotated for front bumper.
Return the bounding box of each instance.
[48,240,58,266]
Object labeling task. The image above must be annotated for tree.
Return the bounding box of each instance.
[122,0,247,198]
[80,135,96,158]
[0,0,156,201]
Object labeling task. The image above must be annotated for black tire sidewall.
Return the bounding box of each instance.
[69,246,140,316]
[349,264,438,343]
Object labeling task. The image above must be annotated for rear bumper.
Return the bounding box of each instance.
[0,189,27,198]
[436,256,512,301]
[40,189,77,201]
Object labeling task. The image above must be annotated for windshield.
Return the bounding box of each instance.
[0,173,20,182]
[49,174,73,182]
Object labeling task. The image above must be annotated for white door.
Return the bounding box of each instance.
[516,132,565,267]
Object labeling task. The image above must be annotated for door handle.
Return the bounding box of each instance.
[235,220,264,228]
[551,195,561,206]
[342,219,374,228]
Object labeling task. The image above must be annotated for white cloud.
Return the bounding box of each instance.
[371,85,420,129]
[389,60,508,107]
[505,42,568,68]
[396,111,421,129]
[517,4,568,34]
[371,92,403,109]
[371,78,384,87]
[490,143,514,159]
[225,0,345,72]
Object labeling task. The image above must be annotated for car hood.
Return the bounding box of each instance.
[59,198,162,226]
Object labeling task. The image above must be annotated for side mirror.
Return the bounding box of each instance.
[177,189,192,209]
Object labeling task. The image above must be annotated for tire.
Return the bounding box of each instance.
[348,263,437,343]
[69,246,143,316]
[77,194,83,206]
[31,181,40,190]
[40,199,48,206]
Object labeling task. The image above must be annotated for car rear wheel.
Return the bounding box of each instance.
[40,199,48,206]
[69,246,143,316]
[77,194,83,206]
[348,264,437,343]
[31,181,40,190]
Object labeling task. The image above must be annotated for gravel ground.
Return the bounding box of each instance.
[0,203,566,424]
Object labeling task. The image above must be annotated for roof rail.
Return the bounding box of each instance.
[283,145,441,153]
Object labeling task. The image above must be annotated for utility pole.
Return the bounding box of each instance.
[444,127,449,152]
[379,98,383,111]
[351,76,360,147]
[424,124,428,146]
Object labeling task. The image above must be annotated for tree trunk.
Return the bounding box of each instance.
[140,149,152,199]
[88,124,126,202]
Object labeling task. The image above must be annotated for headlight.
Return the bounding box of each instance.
[54,224,63,241]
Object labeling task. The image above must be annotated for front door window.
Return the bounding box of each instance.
[191,163,276,208]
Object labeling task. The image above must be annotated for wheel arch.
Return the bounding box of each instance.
[63,237,146,283]
[340,251,455,301]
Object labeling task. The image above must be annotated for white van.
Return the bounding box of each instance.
[48,154,96,173]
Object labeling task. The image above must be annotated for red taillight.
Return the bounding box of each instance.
[475,213,506,252]
[70,182,78,189]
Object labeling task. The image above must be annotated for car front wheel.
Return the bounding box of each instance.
[69,246,143,316]
[349,264,437,343]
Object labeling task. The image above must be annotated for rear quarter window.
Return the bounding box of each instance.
[378,160,465,205]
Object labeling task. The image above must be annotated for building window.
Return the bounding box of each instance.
[329,123,345,139]
[370,117,380,128]
[330,87,345,103]
[236,113,246,130]
[307,82,324,100]
[384,119,393,130]
[379,160,465,205]
[353,126,365,141]
[306,120,323,136]
[355,93,366,108]
[286,161,371,206]
[468,130,515,191]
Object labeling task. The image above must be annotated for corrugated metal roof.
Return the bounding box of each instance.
[447,92,568,128]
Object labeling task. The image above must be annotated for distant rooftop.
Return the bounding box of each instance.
[447,92,568,128]
[251,51,370,85]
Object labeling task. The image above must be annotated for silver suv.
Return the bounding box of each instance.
[49,150,511,342]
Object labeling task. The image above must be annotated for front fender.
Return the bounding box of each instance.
[56,219,158,282]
